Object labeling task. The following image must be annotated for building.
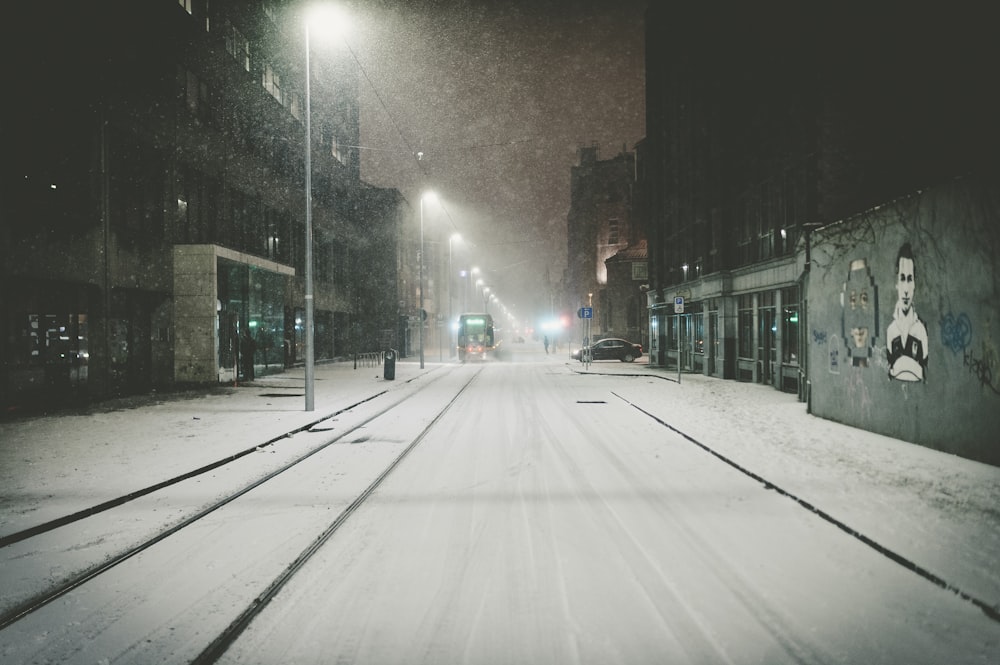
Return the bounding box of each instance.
[2,1,408,409]
[641,5,1000,463]
[565,145,640,343]
[603,240,649,350]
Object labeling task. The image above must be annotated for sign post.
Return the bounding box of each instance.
[674,297,684,384]
[578,307,593,368]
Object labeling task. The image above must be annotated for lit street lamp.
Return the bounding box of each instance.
[419,191,438,369]
[470,267,480,313]
[303,6,348,411]
[448,233,461,358]
[303,15,315,411]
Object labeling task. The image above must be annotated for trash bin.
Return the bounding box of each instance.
[384,348,396,380]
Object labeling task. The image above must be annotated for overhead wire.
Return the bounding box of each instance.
[342,38,468,235]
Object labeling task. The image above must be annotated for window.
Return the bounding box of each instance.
[177,67,212,124]
[631,262,647,280]
[692,311,704,355]
[738,293,753,358]
[288,91,301,121]
[263,63,282,104]
[225,20,250,72]
[782,286,800,363]
[608,217,619,245]
[178,0,193,14]
[331,133,344,163]
[182,68,199,115]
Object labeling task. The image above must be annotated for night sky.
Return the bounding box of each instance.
[341,0,647,323]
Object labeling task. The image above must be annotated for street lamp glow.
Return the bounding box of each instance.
[305,4,350,40]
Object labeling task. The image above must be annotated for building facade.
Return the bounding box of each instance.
[2,1,408,409]
[565,145,640,344]
[641,5,1000,463]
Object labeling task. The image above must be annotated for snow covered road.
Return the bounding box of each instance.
[221,360,1000,664]
[2,352,998,664]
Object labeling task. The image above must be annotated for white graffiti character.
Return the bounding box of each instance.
[886,243,928,381]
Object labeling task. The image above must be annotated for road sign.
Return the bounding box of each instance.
[674,296,684,314]
[578,307,593,319]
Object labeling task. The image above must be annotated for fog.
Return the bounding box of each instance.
[346,0,647,314]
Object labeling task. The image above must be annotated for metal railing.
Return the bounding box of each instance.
[353,351,384,369]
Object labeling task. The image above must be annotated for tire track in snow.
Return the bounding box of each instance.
[613,390,1000,626]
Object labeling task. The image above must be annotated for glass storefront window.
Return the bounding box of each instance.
[217,257,287,377]
[782,286,800,363]
[738,294,753,358]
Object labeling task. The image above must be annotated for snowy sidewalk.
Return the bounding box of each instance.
[0,358,431,537]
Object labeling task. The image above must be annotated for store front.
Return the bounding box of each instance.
[173,245,294,386]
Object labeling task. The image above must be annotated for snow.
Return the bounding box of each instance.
[1,350,999,663]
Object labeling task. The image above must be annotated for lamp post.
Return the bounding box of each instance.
[302,6,348,411]
[419,191,437,369]
[470,267,480,314]
[303,17,315,411]
[448,233,460,358]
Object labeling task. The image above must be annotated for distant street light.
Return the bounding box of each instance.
[448,233,461,358]
[302,5,349,411]
[419,191,438,369]
[470,266,480,312]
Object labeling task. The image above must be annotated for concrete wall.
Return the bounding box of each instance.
[173,246,220,384]
[807,175,1000,465]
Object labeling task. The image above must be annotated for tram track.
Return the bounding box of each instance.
[0,389,395,550]
[0,365,480,641]
[192,365,481,663]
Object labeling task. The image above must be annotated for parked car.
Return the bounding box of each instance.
[571,338,643,362]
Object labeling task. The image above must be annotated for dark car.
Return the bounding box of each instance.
[572,337,643,362]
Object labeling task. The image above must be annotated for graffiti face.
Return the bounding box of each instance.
[887,243,928,382]
[842,259,878,368]
[896,256,915,314]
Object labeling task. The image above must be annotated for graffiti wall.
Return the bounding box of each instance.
[807,174,1000,466]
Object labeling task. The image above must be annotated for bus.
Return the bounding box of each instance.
[456,313,495,362]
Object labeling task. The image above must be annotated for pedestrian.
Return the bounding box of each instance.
[240,329,257,381]
[543,335,549,354]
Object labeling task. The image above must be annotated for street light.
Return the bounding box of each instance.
[419,191,438,369]
[303,5,348,412]
[448,233,461,358]
[470,267,480,313]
